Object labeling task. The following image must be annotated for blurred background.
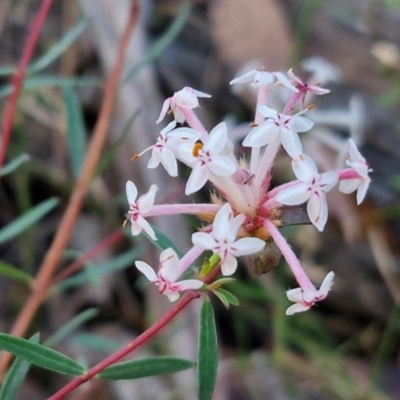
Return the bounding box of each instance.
[0,0,400,398]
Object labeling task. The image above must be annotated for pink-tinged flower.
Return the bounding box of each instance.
[276,155,338,231]
[126,181,157,240]
[192,203,265,276]
[229,69,298,92]
[138,121,201,177]
[243,106,313,158]
[287,68,330,96]
[135,248,204,302]
[156,87,211,124]
[179,122,236,195]
[286,271,335,315]
[339,139,371,205]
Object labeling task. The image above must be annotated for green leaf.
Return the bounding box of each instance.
[63,85,86,179]
[0,76,101,99]
[142,224,183,258]
[0,333,85,375]
[0,334,40,400]
[123,1,192,83]
[55,247,144,291]
[0,260,33,285]
[0,197,59,245]
[71,333,121,353]
[99,357,195,380]
[45,308,98,347]
[213,288,239,309]
[0,153,30,176]
[198,299,218,400]
[28,18,90,74]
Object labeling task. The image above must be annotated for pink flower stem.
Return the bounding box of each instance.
[337,168,361,180]
[283,91,301,115]
[254,137,281,189]
[178,245,204,276]
[264,218,314,291]
[181,108,208,141]
[148,203,221,217]
[0,0,54,171]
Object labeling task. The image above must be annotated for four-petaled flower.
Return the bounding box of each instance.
[230,69,298,92]
[192,203,265,276]
[243,106,314,158]
[126,181,157,240]
[138,121,201,177]
[286,271,335,315]
[276,155,338,231]
[179,122,236,195]
[156,87,211,124]
[135,248,204,302]
[339,139,372,205]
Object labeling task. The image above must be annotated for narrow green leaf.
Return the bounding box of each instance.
[28,18,90,74]
[0,333,85,375]
[45,308,98,347]
[0,334,40,400]
[55,247,144,291]
[63,85,86,178]
[71,333,121,353]
[143,224,183,258]
[213,288,239,309]
[0,65,15,76]
[198,299,218,400]
[0,197,59,245]
[123,1,192,83]
[99,357,195,380]
[0,261,33,285]
[0,76,101,99]
[0,154,30,176]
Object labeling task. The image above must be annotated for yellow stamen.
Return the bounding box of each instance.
[192,141,203,157]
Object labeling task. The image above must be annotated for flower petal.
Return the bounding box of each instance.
[289,115,314,132]
[173,279,204,291]
[221,253,238,276]
[136,215,157,241]
[307,191,328,232]
[231,237,265,256]
[317,271,335,299]
[138,185,157,214]
[156,99,171,124]
[276,183,311,205]
[126,180,138,204]
[280,128,303,158]
[286,303,310,315]
[192,232,218,250]
[212,203,232,241]
[159,147,178,176]
[185,164,209,194]
[242,122,279,148]
[159,248,180,283]
[135,261,158,282]
[208,155,236,176]
[205,122,227,154]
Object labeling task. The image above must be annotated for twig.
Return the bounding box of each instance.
[0,0,140,377]
[0,0,54,171]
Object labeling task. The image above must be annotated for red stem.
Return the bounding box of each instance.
[0,0,54,170]
[48,291,200,400]
[51,230,124,285]
[48,266,222,399]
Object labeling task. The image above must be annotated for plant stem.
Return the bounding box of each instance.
[0,0,54,171]
[0,0,140,378]
[48,290,200,400]
[48,266,222,399]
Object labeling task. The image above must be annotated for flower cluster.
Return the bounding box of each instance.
[125,68,371,315]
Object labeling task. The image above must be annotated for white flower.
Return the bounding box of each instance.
[243,106,313,158]
[156,87,211,124]
[339,139,371,204]
[287,68,330,96]
[286,271,335,315]
[230,69,298,92]
[192,203,265,276]
[135,248,204,302]
[141,121,201,177]
[126,181,157,240]
[179,122,236,195]
[276,155,338,231]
